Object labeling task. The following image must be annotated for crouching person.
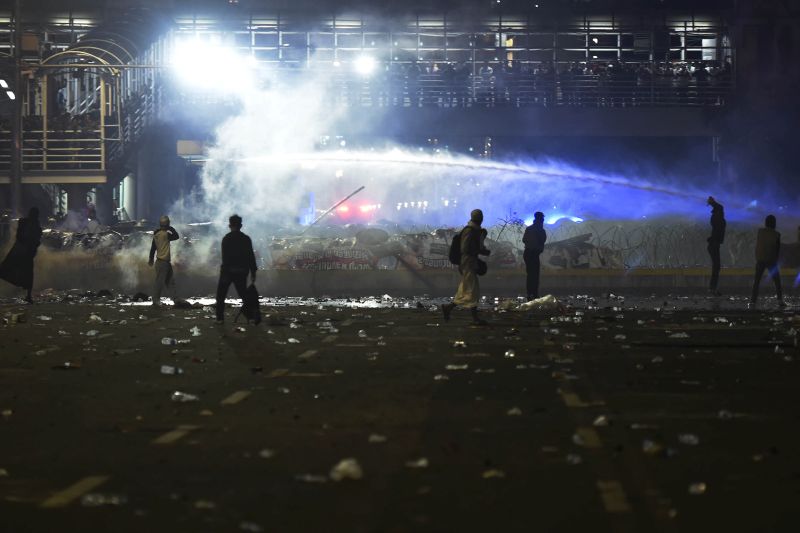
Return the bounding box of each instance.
[215,214,257,324]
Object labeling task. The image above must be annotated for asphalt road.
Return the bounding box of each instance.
[1,293,799,532]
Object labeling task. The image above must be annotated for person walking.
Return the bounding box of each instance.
[750,214,785,308]
[522,211,547,300]
[706,196,726,295]
[148,215,179,307]
[442,209,490,325]
[0,207,43,303]
[215,214,257,324]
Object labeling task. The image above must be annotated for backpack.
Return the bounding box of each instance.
[448,230,463,265]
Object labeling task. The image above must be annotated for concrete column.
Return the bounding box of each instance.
[136,144,151,223]
[95,183,113,225]
[122,173,136,221]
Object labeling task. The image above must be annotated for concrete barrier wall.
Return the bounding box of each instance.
[2,249,797,297]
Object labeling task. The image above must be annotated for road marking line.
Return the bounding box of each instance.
[40,475,109,508]
[336,343,368,347]
[560,391,606,408]
[152,425,200,445]
[298,349,318,359]
[596,480,632,513]
[561,392,591,408]
[575,427,602,448]
[322,335,337,344]
[221,390,251,405]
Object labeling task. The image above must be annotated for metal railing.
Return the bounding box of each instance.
[322,71,733,108]
[0,128,105,171]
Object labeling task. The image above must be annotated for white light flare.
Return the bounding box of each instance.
[354,55,376,76]
[169,37,257,94]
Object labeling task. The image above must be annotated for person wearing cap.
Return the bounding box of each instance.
[522,211,547,300]
[706,196,726,296]
[442,209,490,325]
[148,215,180,307]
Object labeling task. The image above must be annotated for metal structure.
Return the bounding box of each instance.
[0,5,736,219]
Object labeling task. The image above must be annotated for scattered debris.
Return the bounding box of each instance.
[329,458,364,481]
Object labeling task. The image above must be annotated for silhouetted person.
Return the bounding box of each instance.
[750,214,785,308]
[442,209,489,325]
[0,207,42,303]
[215,214,257,324]
[148,215,179,307]
[706,196,726,295]
[523,212,547,300]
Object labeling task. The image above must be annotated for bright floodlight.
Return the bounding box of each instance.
[354,55,376,76]
[170,38,257,94]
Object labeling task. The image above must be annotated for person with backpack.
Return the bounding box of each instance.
[442,209,490,325]
[522,211,547,300]
[750,214,785,308]
[215,214,258,324]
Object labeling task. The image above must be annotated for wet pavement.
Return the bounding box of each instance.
[1,292,799,532]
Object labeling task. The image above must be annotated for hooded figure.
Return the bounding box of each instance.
[522,211,547,300]
[751,214,784,307]
[148,215,180,307]
[706,196,726,295]
[0,207,43,303]
[442,209,490,325]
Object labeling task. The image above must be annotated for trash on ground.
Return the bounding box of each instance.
[160,365,184,375]
[482,469,506,479]
[688,482,707,495]
[642,439,664,455]
[80,493,127,507]
[194,500,216,509]
[171,391,199,402]
[593,415,609,427]
[507,407,523,416]
[161,337,190,345]
[329,458,364,481]
[295,474,328,483]
[405,457,429,469]
[52,361,81,370]
[678,433,700,445]
[518,295,560,311]
[566,454,583,465]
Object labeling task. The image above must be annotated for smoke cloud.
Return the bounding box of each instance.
[169,69,797,243]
